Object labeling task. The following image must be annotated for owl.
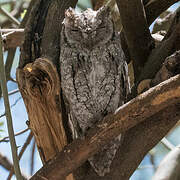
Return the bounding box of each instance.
[60,6,130,176]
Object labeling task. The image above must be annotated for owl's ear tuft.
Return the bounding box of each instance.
[65,7,76,19]
[96,6,111,19]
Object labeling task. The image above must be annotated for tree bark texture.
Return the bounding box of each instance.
[16,0,180,180]
[116,0,154,78]
[16,58,74,180]
[30,74,180,180]
[137,7,180,85]
[1,29,24,50]
[16,0,78,180]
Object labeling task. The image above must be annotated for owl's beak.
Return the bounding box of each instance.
[82,32,88,39]
[82,31,96,39]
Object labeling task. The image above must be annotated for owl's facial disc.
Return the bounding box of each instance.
[64,7,114,51]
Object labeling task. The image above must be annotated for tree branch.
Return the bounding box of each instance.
[41,0,78,68]
[0,6,20,26]
[0,128,29,143]
[84,104,180,180]
[17,1,180,180]
[30,139,36,175]
[17,1,79,180]
[0,31,22,180]
[19,0,43,68]
[146,0,179,25]
[1,29,24,49]
[0,0,35,98]
[116,0,154,79]
[8,89,19,96]
[31,74,180,180]
[0,152,28,180]
[120,0,178,66]
[137,8,180,85]
[7,132,33,180]
[161,138,175,151]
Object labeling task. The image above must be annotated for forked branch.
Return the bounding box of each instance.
[116,0,154,79]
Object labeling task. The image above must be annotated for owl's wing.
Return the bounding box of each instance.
[112,38,131,105]
[120,59,131,102]
[88,42,130,176]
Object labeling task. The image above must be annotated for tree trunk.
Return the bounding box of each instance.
[16,0,180,180]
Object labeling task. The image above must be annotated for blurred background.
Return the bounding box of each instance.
[0,0,180,179]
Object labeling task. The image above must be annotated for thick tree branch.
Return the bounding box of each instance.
[1,29,24,49]
[40,0,78,68]
[31,75,180,180]
[18,1,180,180]
[120,0,178,66]
[137,8,180,85]
[17,1,78,180]
[17,58,75,180]
[84,104,180,180]
[152,50,180,86]
[146,0,179,25]
[116,0,154,79]
[18,0,44,68]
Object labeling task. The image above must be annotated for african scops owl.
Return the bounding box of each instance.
[60,6,130,176]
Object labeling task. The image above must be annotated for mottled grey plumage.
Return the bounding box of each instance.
[60,7,130,176]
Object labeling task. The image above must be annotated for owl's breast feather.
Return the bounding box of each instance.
[89,60,106,97]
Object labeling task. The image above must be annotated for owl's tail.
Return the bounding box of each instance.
[88,134,122,176]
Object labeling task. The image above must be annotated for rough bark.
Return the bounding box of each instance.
[30,75,180,180]
[84,104,180,180]
[138,7,180,84]
[1,29,24,49]
[152,50,180,86]
[116,0,154,78]
[17,58,67,163]
[16,0,180,180]
[16,58,74,180]
[16,1,77,180]
[118,0,178,69]
[145,0,179,25]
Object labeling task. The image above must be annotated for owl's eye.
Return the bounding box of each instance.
[97,26,106,30]
[71,29,79,32]
[99,26,106,29]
